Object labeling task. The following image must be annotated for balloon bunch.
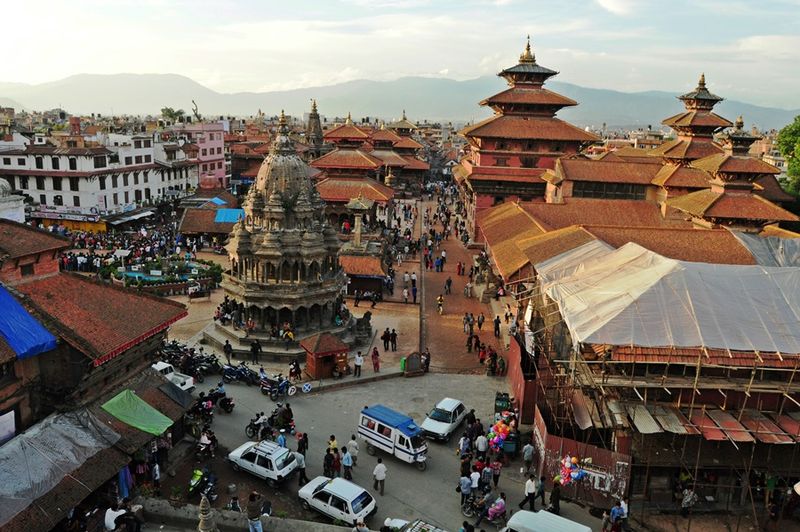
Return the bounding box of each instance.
[553,454,588,486]
[487,419,511,451]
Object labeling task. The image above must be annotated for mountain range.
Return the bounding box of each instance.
[1,73,797,131]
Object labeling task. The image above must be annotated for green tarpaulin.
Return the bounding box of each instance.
[101,389,172,436]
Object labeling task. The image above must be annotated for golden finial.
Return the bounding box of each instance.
[519,34,535,63]
[735,115,744,130]
[698,73,706,88]
[279,109,286,125]
[345,112,352,125]
[311,99,317,113]
[402,109,407,120]
[380,122,386,130]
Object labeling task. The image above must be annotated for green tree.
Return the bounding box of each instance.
[160,107,185,122]
[776,115,800,196]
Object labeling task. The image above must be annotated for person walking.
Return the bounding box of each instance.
[459,473,473,506]
[412,285,417,304]
[477,312,485,331]
[328,434,338,449]
[373,458,387,495]
[342,447,353,480]
[246,491,264,532]
[519,474,537,511]
[550,481,561,515]
[475,433,488,461]
[445,276,452,295]
[402,287,409,304]
[297,432,309,456]
[295,451,309,486]
[381,328,391,351]
[323,448,334,478]
[522,441,535,473]
[390,329,398,351]
[250,339,262,365]
[372,347,380,372]
[332,448,342,478]
[353,351,363,377]
[223,340,233,365]
[353,289,360,307]
[347,435,359,466]
[493,316,501,338]
[490,456,503,488]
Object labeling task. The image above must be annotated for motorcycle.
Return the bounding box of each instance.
[207,387,235,414]
[222,362,259,385]
[188,467,218,501]
[190,398,214,425]
[245,414,276,441]
[263,374,297,401]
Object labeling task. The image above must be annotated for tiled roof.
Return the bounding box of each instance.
[310,148,383,169]
[300,332,350,355]
[469,168,548,184]
[754,175,796,203]
[521,198,690,231]
[0,219,71,259]
[691,153,781,175]
[324,123,370,141]
[666,189,799,222]
[662,111,732,129]
[316,177,394,203]
[593,151,624,162]
[651,164,710,188]
[15,273,186,365]
[760,225,800,238]
[369,149,408,167]
[179,208,238,234]
[192,188,239,205]
[461,115,598,141]
[611,346,799,368]
[0,145,113,156]
[371,128,402,143]
[481,87,577,107]
[555,159,660,185]
[517,226,597,267]
[583,225,757,265]
[392,136,423,150]
[649,138,724,160]
[339,254,386,277]
[399,155,430,170]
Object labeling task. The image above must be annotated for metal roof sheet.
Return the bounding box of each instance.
[772,414,800,442]
[647,405,691,435]
[625,404,663,434]
[706,409,755,443]
[739,410,794,444]
[690,410,727,441]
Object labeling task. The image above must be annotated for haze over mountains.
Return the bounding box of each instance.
[1,73,797,131]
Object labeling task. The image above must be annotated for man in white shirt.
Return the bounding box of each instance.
[104,503,126,531]
[470,467,481,491]
[475,433,489,460]
[620,497,630,530]
[518,474,537,511]
[346,435,359,466]
[373,458,387,495]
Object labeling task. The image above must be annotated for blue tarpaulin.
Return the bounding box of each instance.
[208,197,227,206]
[214,209,245,223]
[0,286,57,359]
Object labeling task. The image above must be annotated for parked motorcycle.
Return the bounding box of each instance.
[222,362,259,385]
[188,467,218,501]
[207,387,235,413]
[262,374,296,401]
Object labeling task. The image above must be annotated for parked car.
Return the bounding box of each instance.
[152,361,194,392]
[227,440,298,487]
[382,518,448,531]
[298,476,377,526]
[500,510,592,532]
[420,397,467,442]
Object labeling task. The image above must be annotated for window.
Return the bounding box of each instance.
[134,189,142,202]
[53,194,63,206]
[133,173,139,185]
[216,147,222,154]
[113,193,119,205]
[201,149,207,156]
[572,181,646,200]
[21,263,35,276]
[378,424,391,438]
[256,455,273,470]
[124,191,129,203]
[125,156,133,165]
[144,154,151,163]
[69,157,77,170]
[39,194,46,205]
[520,156,538,168]
[52,177,62,191]
[143,139,151,148]
[35,156,43,169]
[494,157,508,167]
[2,157,10,165]
[397,435,408,448]
[69,177,79,191]
[36,177,45,190]
[123,173,129,186]
[496,141,507,150]
[73,196,80,207]
[329,496,347,512]
[99,176,106,190]
[202,164,208,172]
[93,155,106,168]
[17,158,25,166]
[134,139,142,149]
[143,171,149,183]
[145,188,151,200]
[112,175,118,188]
[313,492,331,505]
[135,155,142,164]
[0,360,15,382]
[51,157,60,170]
[18,176,28,190]
[242,451,257,464]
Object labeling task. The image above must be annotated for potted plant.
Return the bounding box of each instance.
[169,485,184,507]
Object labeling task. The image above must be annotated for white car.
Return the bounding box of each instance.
[152,361,194,392]
[420,397,467,441]
[500,510,592,532]
[383,518,447,531]
[227,440,297,487]
[298,476,377,526]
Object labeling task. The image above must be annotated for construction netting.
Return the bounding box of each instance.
[0,409,120,526]
[730,230,800,267]
[101,389,173,436]
[538,242,800,354]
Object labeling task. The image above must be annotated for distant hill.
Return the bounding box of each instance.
[1,73,797,130]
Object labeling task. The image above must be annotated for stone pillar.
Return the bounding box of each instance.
[353,212,363,248]
[197,494,219,532]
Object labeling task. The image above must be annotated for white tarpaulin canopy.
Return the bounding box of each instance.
[538,242,800,354]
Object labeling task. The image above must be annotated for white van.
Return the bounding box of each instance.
[500,510,592,532]
[357,404,428,471]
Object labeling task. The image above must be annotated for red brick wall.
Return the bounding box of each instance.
[0,252,61,285]
[507,336,537,424]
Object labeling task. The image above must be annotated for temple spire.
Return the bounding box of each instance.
[402,109,407,120]
[311,99,317,113]
[698,73,706,89]
[519,34,535,63]
[345,112,352,125]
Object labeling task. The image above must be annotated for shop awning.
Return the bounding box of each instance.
[107,210,155,226]
[101,389,172,436]
[740,410,794,444]
[0,286,57,360]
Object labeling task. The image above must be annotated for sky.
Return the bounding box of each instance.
[4,0,800,108]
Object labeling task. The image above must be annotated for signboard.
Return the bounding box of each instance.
[149,270,162,277]
[191,269,199,275]
[31,205,100,222]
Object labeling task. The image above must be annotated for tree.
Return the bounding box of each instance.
[776,115,800,196]
[160,107,185,122]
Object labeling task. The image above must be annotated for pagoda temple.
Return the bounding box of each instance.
[224,111,347,333]
[454,36,598,238]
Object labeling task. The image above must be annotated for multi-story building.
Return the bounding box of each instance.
[173,122,226,187]
[0,126,198,230]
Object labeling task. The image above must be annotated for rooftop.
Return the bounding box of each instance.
[0,219,71,259]
[461,115,598,142]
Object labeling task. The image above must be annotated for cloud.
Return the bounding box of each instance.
[595,0,638,15]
